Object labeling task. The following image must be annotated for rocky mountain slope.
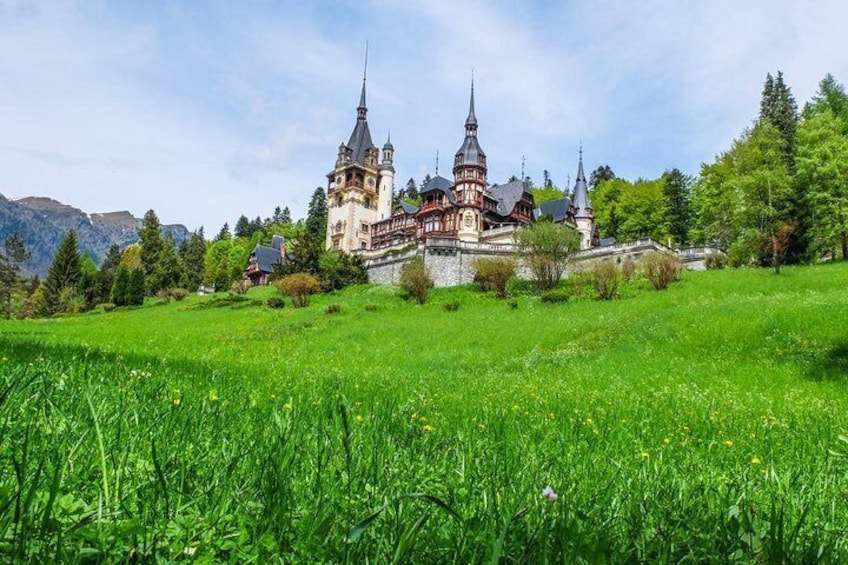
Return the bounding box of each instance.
[0,194,189,277]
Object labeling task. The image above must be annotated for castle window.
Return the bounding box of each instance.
[361,241,367,249]
[337,196,343,207]
[364,196,372,208]
[360,222,369,233]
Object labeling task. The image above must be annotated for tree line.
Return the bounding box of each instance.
[0,186,366,318]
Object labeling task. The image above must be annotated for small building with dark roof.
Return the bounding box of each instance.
[244,234,286,286]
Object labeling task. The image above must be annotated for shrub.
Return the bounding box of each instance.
[566,262,592,298]
[442,301,460,312]
[364,304,378,312]
[266,296,285,309]
[508,299,519,310]
[230,280,249,295]
[641,252,684,290]
[591,261,621,300]
[399,256,433,305]
[102,303,116,313]
[325,304,342,314]
[170,288,189,301]
[515,222,581,291]
[274,273,320,307]
[621,256,637,282]
[705,253,728,270]
[473,257,516,298]
[540,289,571,303]
[155,289,171,303]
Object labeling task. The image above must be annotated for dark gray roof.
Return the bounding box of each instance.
[251,244,283,273]
[420,175,455,203]
[399,201,419,214]
[345,78,376,166]
[488,180,532,215]
[270,234,285,250]
[573,150,592,218]
[599,236,616,247]
[534,197,573,223]
[455,83,485,167]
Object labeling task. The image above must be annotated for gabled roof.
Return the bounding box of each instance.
[419,175,456,203]
[534,197,574,223]
[488,180,533,216]
[251,244,283,273]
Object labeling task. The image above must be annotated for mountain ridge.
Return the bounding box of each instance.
[0,193,190,277]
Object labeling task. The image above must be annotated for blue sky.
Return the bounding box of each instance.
[1,0,847,231]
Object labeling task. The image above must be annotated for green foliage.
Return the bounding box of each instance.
[796,107,848,260]
[325,304,342,314]
[442,300,460,312]
[759,71,798,169]
[306,187,328,241]
[590,260,621,300]
[399,256,433,305]
[36,230,82,317]
[704,253,728,270]
[318,251,368,291]
[661,168,692,246]
[540,288,571,303]
[266,296,285,309]
[127,268,146,306]
[1,232,29,319]
[589,164,616,191]
[274,273,320,307]
[530,185,564,205]
[169,287,189,301]
[473,257,516,298]
[180,229,207,292]
[110,266,130,306]
[515,222,580,290]
[640,252,684,290]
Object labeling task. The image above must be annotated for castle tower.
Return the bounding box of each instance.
[377,133,394,221]
[453,78,488,242]
[325,54,381,252]
[572,147,594,250]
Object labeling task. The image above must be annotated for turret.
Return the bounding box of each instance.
[454,78,487,242]
[377,133,395,220]
[572,147,594,250]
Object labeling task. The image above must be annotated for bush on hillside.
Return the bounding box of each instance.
[508,299,519,309]
[364,304,378,312]
[101,302,116,313]
[274,273,320,307]
[515,221,581,291]
[230,280,250,295]
[267,296,285,309]
[169,288,189,301]
[540,289,571,303]
[566,262,593,298]
[705,253,728,270]
[399,256,433,305]
[442,301,460,312]
[325,304,341,314]
[621,256,637,282]
[156,289,171,303]
[641,252,684,290]
[473,257,516,298]
[591,261,621,300]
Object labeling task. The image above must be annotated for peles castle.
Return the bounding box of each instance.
[324,69,715,287]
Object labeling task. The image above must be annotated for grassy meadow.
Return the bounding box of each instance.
[2,263,848,562]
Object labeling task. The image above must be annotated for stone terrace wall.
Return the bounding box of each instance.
[362,237,723,287]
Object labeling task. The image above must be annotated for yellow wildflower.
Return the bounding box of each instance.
[355,414,364,423]
[663,438,670,445]
[209,393,219,402]
[723,440,733,447]
[751,457,762,465]
[641,451,649,459]
[284,402,292,411]
[172,398,181,407]
[585,417,594,425]
[422,424,433,432]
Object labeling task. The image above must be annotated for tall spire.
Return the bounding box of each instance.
[573,144,592,217]
[357,42,368,119]
[465,71,478,130]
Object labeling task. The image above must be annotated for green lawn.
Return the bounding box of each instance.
[2,264,848,562]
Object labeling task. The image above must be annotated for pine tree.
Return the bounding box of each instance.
[127,268,146,306]
[111,266,129,306]
[214,222,231,242]
[180,228,207,291]
[280,207,292,224]
[759,71,798,170]
[1,233,29,319]
[305,187,328,240]
[542,170,552,188]
[37,230,82,316]
[405,178,418,200]
[661,169,692,246]
[138,210,164,290]
[234,215,252,238]
[94,244,122,304]
[589,165,616,191]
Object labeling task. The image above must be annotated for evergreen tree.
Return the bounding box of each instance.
[214,222,231,242]
[589,165,616,191]
[305,187,328,241]
[542,169,552,188]
[661,168,692,246]
[272,206,283,224]
[138,210,164,290]
[508,175,519,183]
[804,74,848,131]
[152,234,184,292]
[405,177,419,201]
[127,268,146,306]
[759,71,798,170]
[111,266,129,306]
[280,206,292,224]
[251,216,263,235]
[419,174,432,194]
[180,228,207,291]
[234,215,252,238]
[36,230,82,316]
[94,244,122,304]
